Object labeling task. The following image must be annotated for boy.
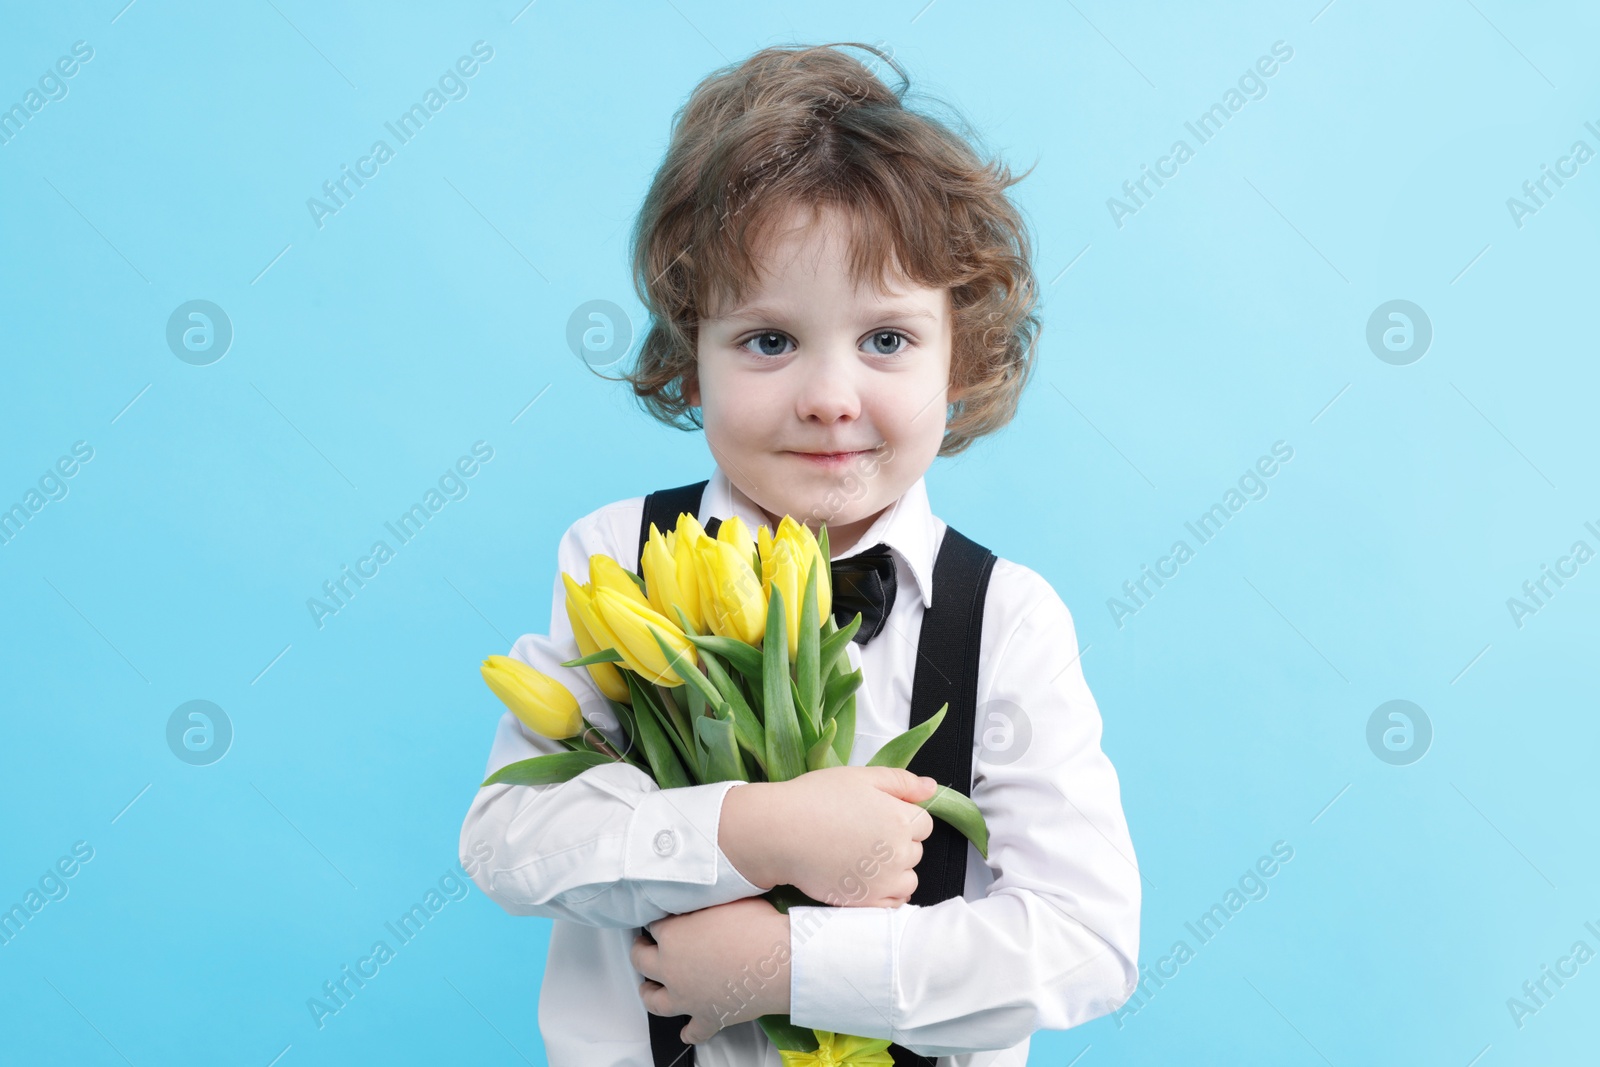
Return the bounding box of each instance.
[460,42,1140,1066]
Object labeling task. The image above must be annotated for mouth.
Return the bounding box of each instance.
[785,448,874,468]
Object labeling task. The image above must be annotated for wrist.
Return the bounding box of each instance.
[719,782,786,890]
[764,911,792,1015]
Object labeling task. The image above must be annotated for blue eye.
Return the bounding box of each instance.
[737,330,912,358]
[864,331,909,357]
[741,331,793,357]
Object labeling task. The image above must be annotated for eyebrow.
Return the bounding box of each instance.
[720,303,938,324]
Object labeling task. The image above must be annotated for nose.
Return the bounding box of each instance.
[792,341,862,426]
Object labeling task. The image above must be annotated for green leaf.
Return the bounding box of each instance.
[818,613,861,680]
[683,632,764,683]
[697,647,768,777]
[669,603,702,639]
[593,699,645,768]
[830,691,855,765]
[762,586,806,781]
[694,714,745,783]
[648,624,725,714]
[608,696,637,742]
[684,670,706,720]
[821,667,863,724]
[567,726,634,768]
[756,1015,820,1054]
[792,676,817,750]
[644,679,695,771]
[481,750,612,787]
[763,882,828,912]
[806,718,842,771]
[795,556,821,734]
[865,703,948,770]
[624,671,692,788]
[626,568,648,593]
[558,648,625,668]
[918,784,989,859]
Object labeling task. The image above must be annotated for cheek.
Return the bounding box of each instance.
[887,357,952,441]
[698,372,767,444]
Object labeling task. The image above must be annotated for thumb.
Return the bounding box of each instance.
[873,767,939,801]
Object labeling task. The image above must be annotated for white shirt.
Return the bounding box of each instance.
[459,466,1141,1066]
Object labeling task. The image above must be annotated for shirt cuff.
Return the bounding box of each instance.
[787,904,902,1040]
[620,778,765,911]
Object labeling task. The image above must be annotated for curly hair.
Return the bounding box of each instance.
[614,42,1040,457]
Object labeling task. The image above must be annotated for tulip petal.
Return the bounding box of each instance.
[563,574,632,703]
[590,553,650,608]
[480,655,584,739]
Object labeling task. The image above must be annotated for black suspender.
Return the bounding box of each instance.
[634,480,996,1067]
[638,481,716,1066]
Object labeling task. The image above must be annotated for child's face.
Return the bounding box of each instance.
[687,203,956,556]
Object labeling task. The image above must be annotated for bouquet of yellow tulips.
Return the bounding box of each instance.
[477,511,988,1060]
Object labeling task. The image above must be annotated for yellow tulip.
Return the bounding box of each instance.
[779,515,831,620]
[716,513,757,569]
[589,552,650,608]
[588,585,696,687]
[480,654,583,739]
[642,522,705,634]
[777,1031,894,1066]
[561,574,631,703]
[672,511,710,627]
[759,516,832,659]
[760,531,806,660]
[674,510,709,545]
[693,530,767,646]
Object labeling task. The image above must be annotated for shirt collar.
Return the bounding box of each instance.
[701,465,942,610]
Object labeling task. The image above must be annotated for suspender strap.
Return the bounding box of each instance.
[883,524,996,1067]
[632,483,997,1067]
[901,526,995,906]
[639,480,713,1066]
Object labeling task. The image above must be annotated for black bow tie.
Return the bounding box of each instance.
[828,543,898,644]
[704,518,896,644]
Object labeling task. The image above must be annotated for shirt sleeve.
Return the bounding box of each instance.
[786,564,1142,1054]
[459,505,768,928]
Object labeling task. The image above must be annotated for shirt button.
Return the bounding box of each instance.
[653,829,678,856]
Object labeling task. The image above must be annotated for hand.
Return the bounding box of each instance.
[631,896,791,1044]
[721,766,938,908]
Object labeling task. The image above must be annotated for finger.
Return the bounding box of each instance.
[639,978,673,1016]
[873,767,939,802]
[683,1018,718,1044]
[631,936,663,983]
[909,807,935,840]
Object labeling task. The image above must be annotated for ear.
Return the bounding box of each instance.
[684,373,700,407]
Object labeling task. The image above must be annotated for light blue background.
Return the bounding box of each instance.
[2,1,1596,1064]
